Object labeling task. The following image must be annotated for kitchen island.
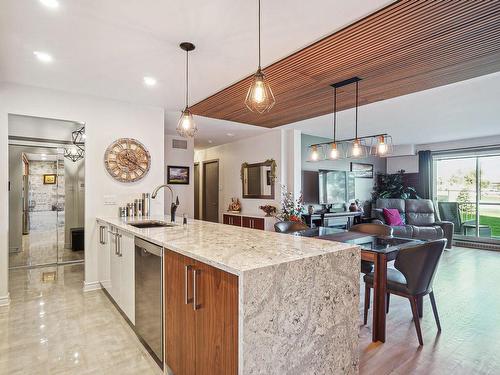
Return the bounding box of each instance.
[96,216,360,375]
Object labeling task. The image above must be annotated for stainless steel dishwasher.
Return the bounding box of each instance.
[135,237,163,369]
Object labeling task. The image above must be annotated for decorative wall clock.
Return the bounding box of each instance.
[104,138,151,182]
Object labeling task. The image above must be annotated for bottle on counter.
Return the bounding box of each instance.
[143,193,151,217]
[119,207,127,218]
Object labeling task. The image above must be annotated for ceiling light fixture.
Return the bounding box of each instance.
[143,76,157,87]
[309,145,320,162]
[329,85,342,160]
[308,77,393,161]
[372,134,393,156]
[64,146,84,162]
[245,0,275,114]
[346,79,367,159]
[33,51,53,63]
[176,42,197,138]
[39,0,59,9]
[64,125,85,162]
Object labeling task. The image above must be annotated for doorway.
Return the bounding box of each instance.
[194,162,200,220]
[434,151,500,244]
[202,160,219,223]
[8,114,86,268]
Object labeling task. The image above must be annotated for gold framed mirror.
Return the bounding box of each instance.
[240,159,276,199]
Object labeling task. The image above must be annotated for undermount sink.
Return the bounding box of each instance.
[129,220,175,229]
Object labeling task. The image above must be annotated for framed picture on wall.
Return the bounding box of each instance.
[43,174,57,185]
[167,166,190,184]
[350,162,373,179]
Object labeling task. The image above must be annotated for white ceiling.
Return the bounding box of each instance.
[282,72,500,146]
[2,0,498,150]
[165,111,267,151]
[0,0,392,108]
[0,0,392,147]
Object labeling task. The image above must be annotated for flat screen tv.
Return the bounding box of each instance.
[318,170,355,205]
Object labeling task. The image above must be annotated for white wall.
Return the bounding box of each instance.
[194,130,285,220]
[8,114,80,139]
[301,134,387,202]
[387,155,418,174]
[164,134,194,218]
[386,134,500,174]
[0,83,165,302]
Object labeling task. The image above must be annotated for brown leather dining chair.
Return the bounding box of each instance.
[363,238,447,345]
[349,223,393,274]
[274,221,309,233]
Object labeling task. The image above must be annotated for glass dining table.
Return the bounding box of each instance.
[291,226,423,343]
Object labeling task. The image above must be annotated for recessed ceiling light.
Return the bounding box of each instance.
[208,140,213,144]
[33,51,53,63]
[39,0,59,9]
[143,76,157,86]
[226,133,234,137]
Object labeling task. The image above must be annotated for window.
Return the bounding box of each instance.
[434,152,500,242]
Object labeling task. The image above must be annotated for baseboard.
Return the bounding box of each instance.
[0,294,11,307]
[83,281,102,292]
[454,240,500,251]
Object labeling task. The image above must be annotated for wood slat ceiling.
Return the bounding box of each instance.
[190,0,500,128]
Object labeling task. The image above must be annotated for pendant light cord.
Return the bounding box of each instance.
[185,49,189,108]
[258,0,261,69]
[355,80,359,139]
[333,86,337,142]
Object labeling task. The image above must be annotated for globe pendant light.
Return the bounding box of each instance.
[177,42,197,138]
[245,0,275,114]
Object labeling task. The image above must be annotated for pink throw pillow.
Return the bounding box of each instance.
[383,208,404,226]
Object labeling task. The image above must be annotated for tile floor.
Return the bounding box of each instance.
[9,227,84,268]
[0,264,161,375]
[2,247,499,374]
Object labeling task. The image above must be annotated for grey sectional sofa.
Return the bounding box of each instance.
[372,198,454,249]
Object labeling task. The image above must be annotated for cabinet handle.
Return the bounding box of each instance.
[193,269,201,311]
[117,234,122,257]
[108,230,119,255]
[184,265,193,305]
[100,226,107,244]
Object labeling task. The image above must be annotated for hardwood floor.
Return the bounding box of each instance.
[359,246,500,374]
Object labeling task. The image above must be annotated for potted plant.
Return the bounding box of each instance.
[372,170,419,201]
[276,186,304,223]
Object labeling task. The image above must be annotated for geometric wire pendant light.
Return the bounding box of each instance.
[64,146,85,162]
[245,0,275,113]
[64,124,85,162]
[176,42,198,138]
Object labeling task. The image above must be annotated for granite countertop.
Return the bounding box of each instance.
[97,216,358,276]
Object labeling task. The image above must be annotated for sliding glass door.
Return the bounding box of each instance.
[434,152,500,243]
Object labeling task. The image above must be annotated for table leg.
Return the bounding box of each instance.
[372,253,388,343]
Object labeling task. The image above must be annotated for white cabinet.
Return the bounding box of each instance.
[119,231,135,323]
[97,222,110,290]
[105,226,136,325]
